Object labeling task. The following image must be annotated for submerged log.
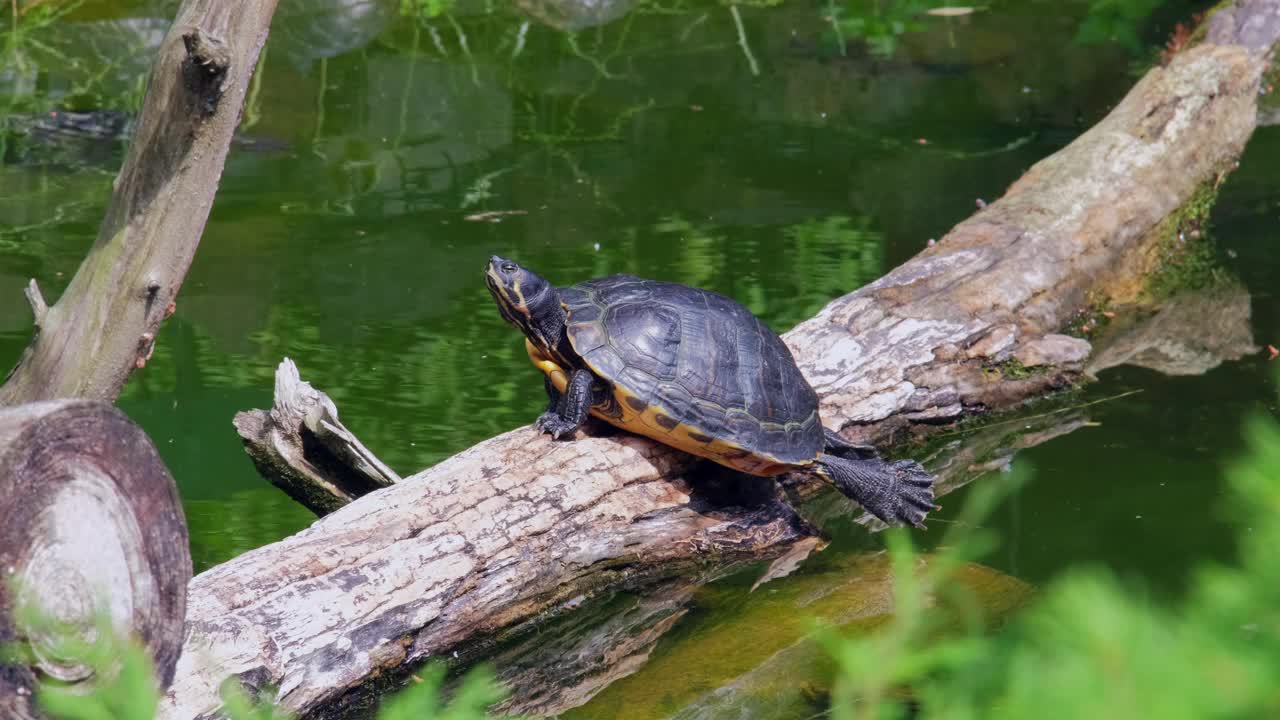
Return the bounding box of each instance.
[163,4,1279,719]
[493,553,1031,720]
[0,0,280,405]
[0,401,191,719]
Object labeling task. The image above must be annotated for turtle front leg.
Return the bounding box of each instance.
[536,369,594,439]
[537,375,562,422]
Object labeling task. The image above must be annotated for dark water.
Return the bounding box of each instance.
[2,0,1277,715]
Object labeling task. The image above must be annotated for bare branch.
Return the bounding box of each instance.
[0,0,281,406]
[22,279,47,328]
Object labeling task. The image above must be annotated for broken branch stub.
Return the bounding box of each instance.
[233,358,399,515]
[0,401,191,719]
[0,0,281,406]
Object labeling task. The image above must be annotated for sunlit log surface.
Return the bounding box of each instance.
[0,401,191,720]
[0,0,280,406]
[164,3,1280,719]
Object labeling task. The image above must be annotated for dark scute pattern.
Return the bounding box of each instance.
[723,408,763,451]
[585,346,629,379]
[605,302,682,380]
[624,396,649,412]
[619,366,662,400]
[654,380,698,421]
[565,276,823,463]
[675,304,744,410]
[653,413,679,430]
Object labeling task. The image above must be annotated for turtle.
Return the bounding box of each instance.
[484,255,937,528]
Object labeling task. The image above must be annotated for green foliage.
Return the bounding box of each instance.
[216,682,293,720]
[1074,0,1162,53]
[824,0,931,57]
[399,0,458,21]
[1,604,161,720]
[10,607,506,720]
[823,400,1280,719]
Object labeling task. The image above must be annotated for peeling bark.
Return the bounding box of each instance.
[0,0,281,406]
[164,4,1279,719]
[170,371,1093,720]
[162,430,809,720]
[0,401,190,719]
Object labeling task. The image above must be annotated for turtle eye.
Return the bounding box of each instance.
[501,262,517,274]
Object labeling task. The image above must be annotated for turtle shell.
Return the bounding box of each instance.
[560,275,823,475]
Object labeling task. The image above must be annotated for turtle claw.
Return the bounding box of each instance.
[892,461,939,528]
[536,411,577,440]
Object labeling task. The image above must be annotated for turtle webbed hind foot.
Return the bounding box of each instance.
[816,453,938,529]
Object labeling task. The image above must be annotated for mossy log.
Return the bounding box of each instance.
[0,0,280,406]
[164,4,1280,719]
[0,401,191,720]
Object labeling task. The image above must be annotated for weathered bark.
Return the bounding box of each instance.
[163,4,1279,719]
[167,359,1115,720]
[162,430,809,720]
[0,0,281,405]
[233,359,399,515]
[0,401,191,719]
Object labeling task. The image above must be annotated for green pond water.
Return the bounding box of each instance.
[3,0,1279,715]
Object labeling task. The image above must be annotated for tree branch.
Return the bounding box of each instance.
[22,280,46,329]
[0,0,281,406]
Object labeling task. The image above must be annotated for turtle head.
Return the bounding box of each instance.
[486,256,563,348]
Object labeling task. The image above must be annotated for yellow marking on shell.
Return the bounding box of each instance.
[606,386,794,477]
[529,339,798,476]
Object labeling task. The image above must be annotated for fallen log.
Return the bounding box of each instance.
[182,265,1254,719]
[0,401,191,719]
[162,4,1279,719]
[0,0,280,405]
